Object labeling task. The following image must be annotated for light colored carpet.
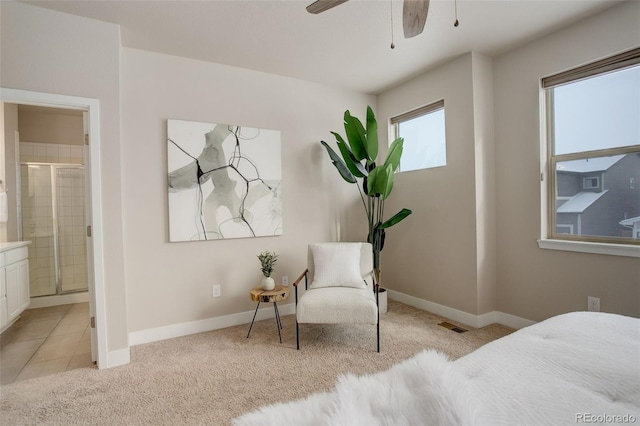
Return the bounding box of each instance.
[0,300,513,425]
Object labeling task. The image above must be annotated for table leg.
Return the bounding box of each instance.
[274,302,283,330]
[274,302,282,343]
[246,301,261,338]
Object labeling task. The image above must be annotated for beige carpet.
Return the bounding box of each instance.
[0,300,513,425]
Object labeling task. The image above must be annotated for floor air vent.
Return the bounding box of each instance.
[438,321,468,333]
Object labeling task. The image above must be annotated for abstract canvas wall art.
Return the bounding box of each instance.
[167,119,282,242]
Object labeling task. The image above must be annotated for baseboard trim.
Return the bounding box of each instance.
[28,292,90,309]
[490,311,537,329]
[128,292,535,348]
[104,347,131,369]
[129,302,296,346]
[386,290,535,330]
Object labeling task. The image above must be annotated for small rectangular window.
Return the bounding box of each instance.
[391,100,446,172]
[582,177,599,190]
[543,47,640,245]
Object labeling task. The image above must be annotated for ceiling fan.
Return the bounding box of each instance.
[306,0,431,39]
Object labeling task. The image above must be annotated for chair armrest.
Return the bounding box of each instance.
[292,269,308,287]
[293,269,308,305]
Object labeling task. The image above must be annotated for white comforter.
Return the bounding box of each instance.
[456,311,640,425]
[234,312,640,425]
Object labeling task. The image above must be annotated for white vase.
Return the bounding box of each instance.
[261,276,275,290]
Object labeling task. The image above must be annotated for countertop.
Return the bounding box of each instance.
[0,241,31,253]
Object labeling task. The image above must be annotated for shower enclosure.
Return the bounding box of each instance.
[20,163,88,297]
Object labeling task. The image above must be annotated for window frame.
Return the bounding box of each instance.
[390,100,446,173]
[541,47,640,252]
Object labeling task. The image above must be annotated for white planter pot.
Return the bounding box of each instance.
[261,276,275,290]
[378,288,388,314]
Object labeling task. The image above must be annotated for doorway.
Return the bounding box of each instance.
[0,88,107,369]
[21,163,89,297]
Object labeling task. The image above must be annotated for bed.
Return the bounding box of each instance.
[234,311,640,425]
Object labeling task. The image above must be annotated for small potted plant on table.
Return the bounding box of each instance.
[257,251,278,290]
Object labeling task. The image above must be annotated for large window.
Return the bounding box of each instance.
[543,48,640,245]
[391,100,446,172]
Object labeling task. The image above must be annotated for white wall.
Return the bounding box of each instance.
[376,52,498,318]
[1,103,19,243]
[18,107,84,145]
[0,102,5,243]
[494,0,640,320]
[471,53,497,315]
[121,48,374,333]
[377,53,481,315]
[0,1,129,352]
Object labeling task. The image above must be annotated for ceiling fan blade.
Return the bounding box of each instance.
[306,0,349,14]
[403,0,430,38]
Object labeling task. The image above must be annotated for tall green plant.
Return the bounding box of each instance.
[321,106,412,281]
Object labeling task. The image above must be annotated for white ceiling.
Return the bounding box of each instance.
[22,0,623,94]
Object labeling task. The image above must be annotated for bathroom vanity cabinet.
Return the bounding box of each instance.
[0,242,30,333]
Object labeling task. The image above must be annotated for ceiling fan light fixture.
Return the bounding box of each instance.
[306,0,349,14]
[307,0,432,39]
[390,0,395,49]
[402,0,430,38]
[453,0,460,27]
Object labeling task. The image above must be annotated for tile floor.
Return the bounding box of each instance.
[0,302,94,385]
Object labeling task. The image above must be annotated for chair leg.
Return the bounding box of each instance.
[295,282,300,350]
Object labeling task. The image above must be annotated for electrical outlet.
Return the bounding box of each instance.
[212,284,221,298]
[587,296,600,312]
[282,275,289,286]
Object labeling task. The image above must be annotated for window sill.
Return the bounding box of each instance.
[538,239,640,258]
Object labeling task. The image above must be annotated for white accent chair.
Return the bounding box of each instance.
[293,242,380,352]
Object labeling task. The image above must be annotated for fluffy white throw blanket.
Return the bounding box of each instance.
[234,350,480,426]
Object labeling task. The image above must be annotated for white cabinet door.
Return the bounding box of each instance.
[1,248,30,328]
[16,260,30,311]
[5,263,20,322]
[0,268,7,329]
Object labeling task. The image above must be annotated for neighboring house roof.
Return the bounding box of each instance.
[557,190,609,213]
[556,154,625,173]
[619,216,640,227]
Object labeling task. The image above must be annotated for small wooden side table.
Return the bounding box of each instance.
[246,285,290,343]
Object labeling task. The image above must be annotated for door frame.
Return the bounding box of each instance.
[0,87,107,368]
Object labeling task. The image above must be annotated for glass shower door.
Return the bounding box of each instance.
[55,167,88,293]
[20,164,88,297]
[21,164,56,297]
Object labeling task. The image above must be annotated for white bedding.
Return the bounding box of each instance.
[456,311,640,425]
[234,312,640,425]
